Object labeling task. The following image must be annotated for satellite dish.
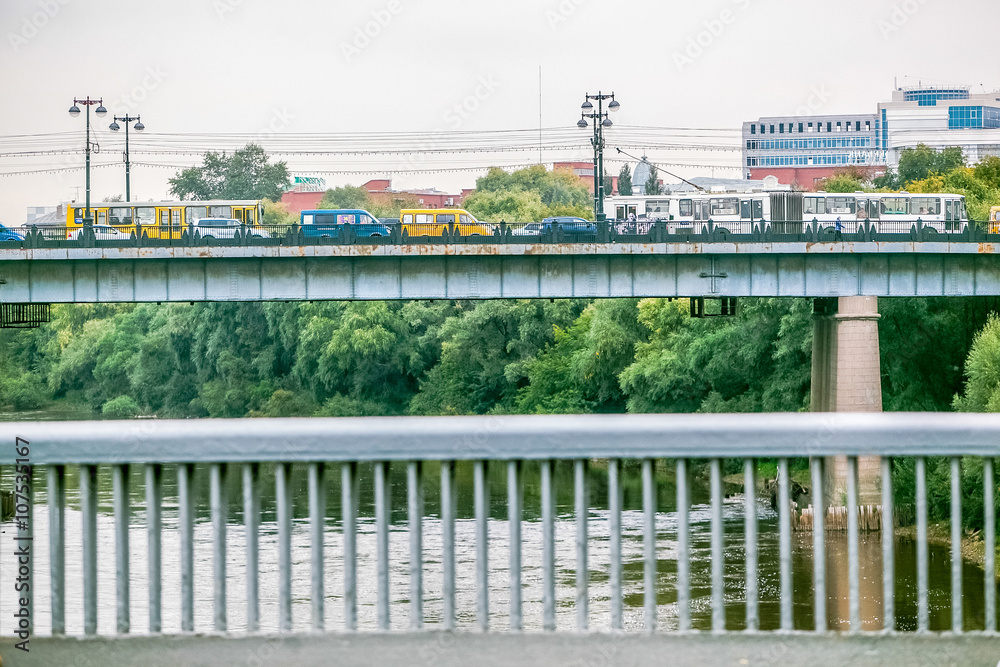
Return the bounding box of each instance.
[763,175,779,189]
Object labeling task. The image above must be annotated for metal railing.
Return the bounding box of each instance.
[0,412,997,638]
[3,219,993,250]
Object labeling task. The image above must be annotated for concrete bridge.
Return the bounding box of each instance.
[2,240,1000,302]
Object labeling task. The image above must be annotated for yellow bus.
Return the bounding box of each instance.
[66,200,264,239]
[399,209,495,237]
[991,206,1000,233]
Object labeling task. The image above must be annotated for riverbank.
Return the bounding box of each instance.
[896,521,1000,581]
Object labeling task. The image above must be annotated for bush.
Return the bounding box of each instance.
[2,373,48,410]
[314,393,387,417]
[102,395,141,418]
[260,389,316,417]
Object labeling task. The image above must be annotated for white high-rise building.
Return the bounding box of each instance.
[878,85,1000,167]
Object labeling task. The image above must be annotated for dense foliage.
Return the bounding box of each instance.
[3,296,995,420]
[168,143,290,201]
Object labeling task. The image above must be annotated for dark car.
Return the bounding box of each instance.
[0,223,24,242]
[540,216,597,235]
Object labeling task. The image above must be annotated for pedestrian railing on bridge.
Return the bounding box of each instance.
[4,219,997,250]
[0,413,997,664]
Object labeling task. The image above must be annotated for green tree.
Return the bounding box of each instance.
[973,155,1000,189]
[898,144,965,185]
[872,168,901,190]
[816,173,864,193]
[319,185,371,210]
[473,165,591,211]
[602,170,614,198]
[645,164,662,195]
[618,164,633,196]
[954,312,1000,411]
[168,143,290,200]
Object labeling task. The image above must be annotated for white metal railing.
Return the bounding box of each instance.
[0,413,997,638]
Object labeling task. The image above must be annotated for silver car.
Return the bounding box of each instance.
[69,224,130,241]
[194,218,271,240]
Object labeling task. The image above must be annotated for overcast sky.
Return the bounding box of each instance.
[1,0,997,224]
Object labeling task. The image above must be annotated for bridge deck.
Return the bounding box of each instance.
[4,632,998,667]
[1,242,1000,300]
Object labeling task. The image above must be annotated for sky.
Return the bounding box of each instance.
[0,0,998,224]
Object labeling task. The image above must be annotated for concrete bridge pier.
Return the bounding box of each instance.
[811,296,883,507]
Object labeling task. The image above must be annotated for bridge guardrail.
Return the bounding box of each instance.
[0,412,996,638]
[5,220,997,251]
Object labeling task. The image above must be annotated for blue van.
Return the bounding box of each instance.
[299,209,390,239]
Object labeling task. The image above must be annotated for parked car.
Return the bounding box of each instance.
[512,217,597,237]
[194,218,271,240]
[0,223,24,242]
[299,209,390,238]
[68,224,129,241]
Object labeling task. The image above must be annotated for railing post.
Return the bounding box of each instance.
[146,464,163,633]
[178,463,195,633]
[210,463,228,633]
[508,460,523,631]
[342,462,358,631]
[309,462,326,632]
[375,461,391,631]
[81,464,98,635]
[575,459,589,631]
[608,458,623,631]
[276,462,293,632]
[243,463,260,633]
[642,458,657,633]
[541,459,556,631]
[48,464,66,636]
[441,460,456,630]
[676,458,690,632]
[778,458,792,632]
[408,461,424,630]
[474,460,490,631]
[744,458,758,632]
[113,464,130,634]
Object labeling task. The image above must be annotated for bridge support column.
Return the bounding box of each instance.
[811,296,882,507]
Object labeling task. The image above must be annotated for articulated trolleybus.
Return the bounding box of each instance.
[605,191,969,235]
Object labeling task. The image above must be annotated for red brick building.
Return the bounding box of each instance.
[281,179,468,215]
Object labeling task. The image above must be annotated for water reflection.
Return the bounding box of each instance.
[0,462,996,635]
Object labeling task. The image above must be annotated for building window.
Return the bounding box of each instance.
[750,125,756,135]
[798,122,803,133]
[827,122,832,132]
[770,124,775,134]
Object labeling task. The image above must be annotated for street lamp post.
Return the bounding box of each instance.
[109,114,145,201]
[68,97,107,226]
[577,92,620,222]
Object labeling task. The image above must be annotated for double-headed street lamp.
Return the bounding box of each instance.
[68,97,107,226]
[109,114,145,202]
[577,92,619,222]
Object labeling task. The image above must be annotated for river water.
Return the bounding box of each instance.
[1,461,996,636]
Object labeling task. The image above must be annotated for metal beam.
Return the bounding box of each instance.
[3,242,1000,301]
[0,412,998,465]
